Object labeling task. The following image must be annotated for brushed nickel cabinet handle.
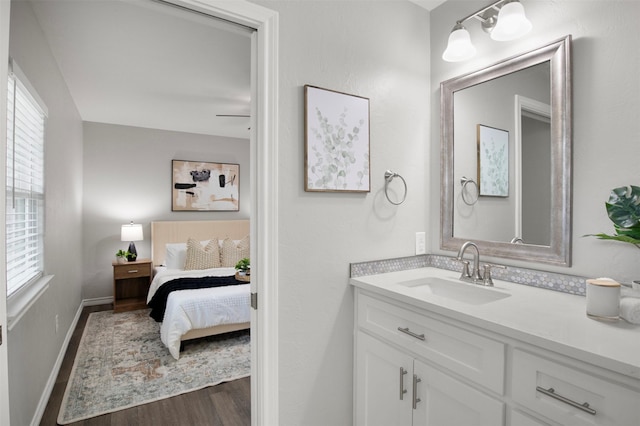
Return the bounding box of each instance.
[399,367,408,400]
[412,375,422,409]
[397,327,426,341]
[536,386,596,415]
[127,269,138,273]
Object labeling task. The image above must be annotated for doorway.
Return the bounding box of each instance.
[514,94,551,246]
[0,1,278,424]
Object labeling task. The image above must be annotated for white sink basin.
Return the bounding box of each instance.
[398,276,510,305]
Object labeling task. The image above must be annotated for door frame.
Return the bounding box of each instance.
[165,2,280,424]
[0,0,10,423]
[0,1,280,425]
[514,95,551,242]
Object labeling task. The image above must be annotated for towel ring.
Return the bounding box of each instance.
[384,170,407,205]
[460,176,479,206]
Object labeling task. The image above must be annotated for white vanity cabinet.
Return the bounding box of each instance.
[354,291,505,425]
[356,332,504,426]
[353,286,640,426]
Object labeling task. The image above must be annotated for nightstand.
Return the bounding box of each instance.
[112,258,152,312]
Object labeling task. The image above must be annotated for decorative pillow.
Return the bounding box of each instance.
[165,242,188,269]
[165,240,211,269]
[184,237,221,270]
[220,235,250,267]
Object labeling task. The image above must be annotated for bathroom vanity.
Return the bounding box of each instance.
[351,267,640,426]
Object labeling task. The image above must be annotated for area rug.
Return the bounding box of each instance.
[57,309,250,424]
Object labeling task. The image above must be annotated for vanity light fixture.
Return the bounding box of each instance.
[442,23,476,62]
[442,0,532,62]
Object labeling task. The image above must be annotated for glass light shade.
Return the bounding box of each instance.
[442,26,476,62]
[121,223,143,242]
[490,1,532,41]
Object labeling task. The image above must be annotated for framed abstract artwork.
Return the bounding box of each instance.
[477,124,509,197]
[172,160,239,211]
[304,85,370,192]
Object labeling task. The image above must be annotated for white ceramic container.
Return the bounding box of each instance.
[586,278,621,321]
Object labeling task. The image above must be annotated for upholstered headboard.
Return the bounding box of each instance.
[151,220,250,267]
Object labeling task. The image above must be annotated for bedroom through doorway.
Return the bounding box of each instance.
[8,0,258,423]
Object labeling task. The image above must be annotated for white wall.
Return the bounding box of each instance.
[430,0,640,281]
[252,1,431,424]
[8,1,84,424]
[82,122,250,300]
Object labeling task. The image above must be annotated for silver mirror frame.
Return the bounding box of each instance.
[440,36,572,266]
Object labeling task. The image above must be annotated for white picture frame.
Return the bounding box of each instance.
[304,85,370,192]
[477,124,509,197]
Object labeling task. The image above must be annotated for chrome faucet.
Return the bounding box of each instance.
[456,241,507,286]
[456,241,483,283]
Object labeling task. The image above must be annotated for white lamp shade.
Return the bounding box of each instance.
[491,1,532,41]
[442,26,476,62]
[121,223,143,242]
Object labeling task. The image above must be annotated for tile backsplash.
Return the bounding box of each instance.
[350,254,588,296]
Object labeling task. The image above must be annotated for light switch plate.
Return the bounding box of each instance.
[415,232,426,255]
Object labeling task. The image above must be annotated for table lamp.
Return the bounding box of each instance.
[121,222,143,261]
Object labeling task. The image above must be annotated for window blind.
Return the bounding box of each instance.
[6,67,46,297]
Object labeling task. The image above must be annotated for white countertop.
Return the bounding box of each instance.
[350,267,640,380]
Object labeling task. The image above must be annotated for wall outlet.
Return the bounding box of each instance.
[55,314,59,334]
[415,232,426,255]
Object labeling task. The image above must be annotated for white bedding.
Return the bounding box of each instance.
[148,267,250,359]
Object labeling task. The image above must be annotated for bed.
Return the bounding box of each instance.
[147,220,251,359]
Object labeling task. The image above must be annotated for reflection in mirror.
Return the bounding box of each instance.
[453,62,551,245]
[441,36,572,265]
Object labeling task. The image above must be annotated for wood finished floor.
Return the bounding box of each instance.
[39,304,251,426]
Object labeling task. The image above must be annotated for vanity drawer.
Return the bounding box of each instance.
[357,292,505,394]
[512,349,640,426]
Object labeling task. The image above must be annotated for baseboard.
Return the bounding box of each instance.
[30,301,84,426]
[30,297,114,425]
[83,296,114,307]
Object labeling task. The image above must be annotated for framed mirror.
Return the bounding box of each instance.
[440,36,572,266]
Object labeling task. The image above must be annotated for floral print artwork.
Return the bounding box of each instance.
[305,86,370,192]
[478,125,509,197]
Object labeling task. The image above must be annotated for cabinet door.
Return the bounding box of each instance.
[510,409,554,426]
[356,332,413,426]
[412,359,505,426]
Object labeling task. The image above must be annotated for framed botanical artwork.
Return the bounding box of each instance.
[304,85,370,192]
[172,160,239,211]
[477,124,509,197]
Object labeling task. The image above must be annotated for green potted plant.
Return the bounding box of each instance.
[235,258,250,276]
[115,249,131,264]
[588,185,640,249]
